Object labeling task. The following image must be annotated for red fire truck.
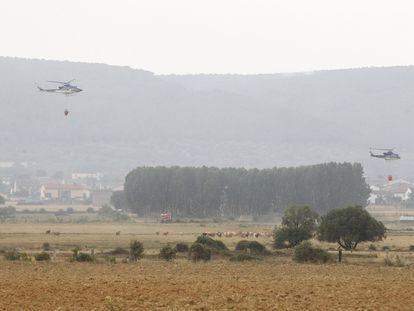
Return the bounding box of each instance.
[160,212,172,223]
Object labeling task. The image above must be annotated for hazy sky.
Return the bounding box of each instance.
[1,0,413,74]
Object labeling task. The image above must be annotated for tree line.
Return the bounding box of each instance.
[122,163,370,217]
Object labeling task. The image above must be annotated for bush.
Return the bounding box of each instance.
[409,245,414,251]
[189,243,211,262]
[86,207,95,213]
[368,244,377,251]
[72,247,94,262]
[108,247,129,255]
[106,256,116,264]
[293,241,331,263]
[273,229,288,249]
[235,240,269,255]
[382,246,390,251]
[19,252,31,261]
[159,245,177,261]
[229,253,262,262]
[35,252,51,261]
[175,242,189,252]
[76,253,94,262]
[129,240,144,261]
[384,254,406,267]
[195,235,229,254]
[235,240,250,251]
[42,242,51,251]
[4,250,21,261]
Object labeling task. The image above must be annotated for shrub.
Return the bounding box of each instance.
[409,245,414,251]
[129,240,144,261]
[229,253,262,262]
[382,246,390,251]
[235,240,269,255]
[72,247,94,262]
[273,230,288,249]
[76,253,94,262]
[384,254,406,267]
[19,252,31,261]
[35,252,51,261]
[195,235,229,254]
[108,247,129,255]
[235,240,250,251]
[42,242,51,251]
[293,241,331,263]
[189,243,211,262]
[4,250,21,261]
[368,244,377,251]
[175,242,189,252]
[159,245,177,261]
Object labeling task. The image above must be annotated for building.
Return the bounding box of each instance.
[11,177,40,198]
[382,179,414,201]
[40,183,89,201]
[370,179,414,205]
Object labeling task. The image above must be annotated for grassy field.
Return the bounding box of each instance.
[0,221,414,310]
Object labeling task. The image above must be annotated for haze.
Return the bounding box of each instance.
[1,0,414,74]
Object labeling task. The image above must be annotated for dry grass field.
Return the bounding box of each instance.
[0,221,414,310]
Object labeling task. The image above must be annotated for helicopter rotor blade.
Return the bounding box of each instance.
[47,79,75,85]
[370,147,394,151]
[47,80,67,84]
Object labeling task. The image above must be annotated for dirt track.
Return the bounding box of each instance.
[1,260,413,310]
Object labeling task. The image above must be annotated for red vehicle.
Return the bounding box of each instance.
[160,212,172,223]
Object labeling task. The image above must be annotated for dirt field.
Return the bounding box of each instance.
[0,222,414,310]
[1,260,414,310]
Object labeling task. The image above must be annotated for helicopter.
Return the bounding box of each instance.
[369,148,401,160]
[37,79,82,95]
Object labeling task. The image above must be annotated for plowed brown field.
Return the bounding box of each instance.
[1,260,413,310]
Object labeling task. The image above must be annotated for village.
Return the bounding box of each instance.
[0,161,120,211]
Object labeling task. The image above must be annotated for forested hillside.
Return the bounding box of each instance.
[1,57,413,179]
[124,163,370,217]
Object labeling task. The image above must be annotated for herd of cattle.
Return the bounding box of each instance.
[155,231,272,238]
[202,231,272,238]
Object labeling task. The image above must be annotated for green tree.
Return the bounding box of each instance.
[129,240,144,261]
[273,205,319,248]
[159,245,176,261]
[110,191,127,210]
[318,205,386,250]
[98,204,114,216]
[124,164,370,217]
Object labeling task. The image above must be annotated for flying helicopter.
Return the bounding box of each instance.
[37,79,82,116]
[37,79,82,95]
[369,148,401,160]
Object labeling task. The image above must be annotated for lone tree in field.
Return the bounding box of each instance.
[273,205,319,248]
[129,240,144,261]
[318,205,386,250]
